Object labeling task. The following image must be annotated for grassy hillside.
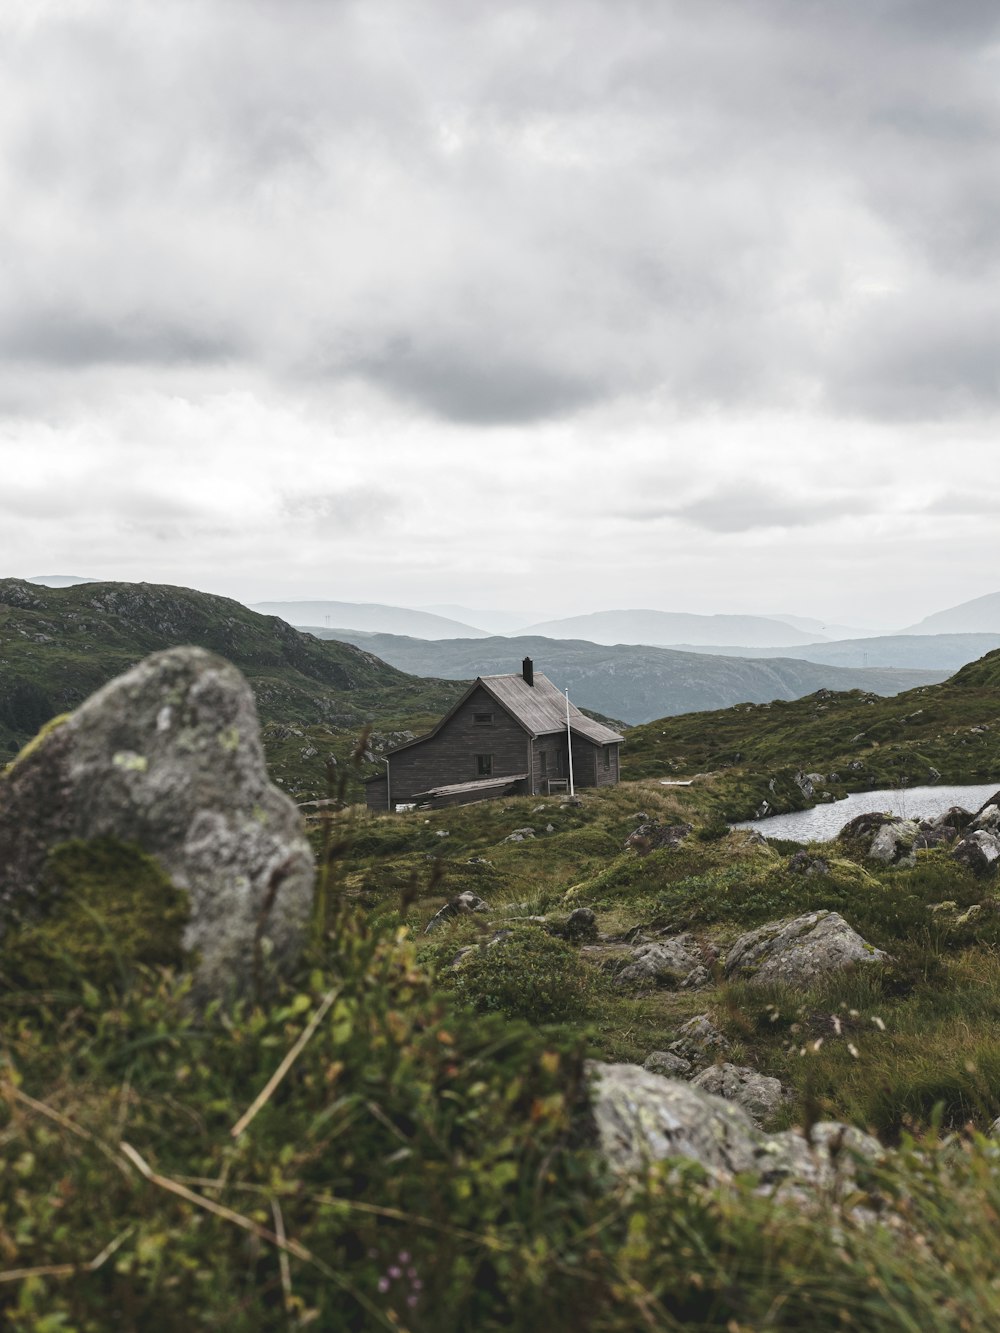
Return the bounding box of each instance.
[8,764,1000,1327]
[622,650,1000,819]
[0,579,465,801]
[308,628,946,724]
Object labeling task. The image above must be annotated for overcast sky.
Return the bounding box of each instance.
[2,0,999,628]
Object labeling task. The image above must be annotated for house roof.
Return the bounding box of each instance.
[383,671,623,756]
[479,672,624,744]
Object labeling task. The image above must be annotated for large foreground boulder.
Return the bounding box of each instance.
[0,647,315,997]
[724,911,887,988]
[588,1061,880,1198]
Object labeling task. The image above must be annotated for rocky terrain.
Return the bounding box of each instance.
[3,644,1000,1329]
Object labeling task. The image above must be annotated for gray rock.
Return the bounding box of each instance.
[424,891,489,932]
[643,1050,692,1077]
[667,1012,729,1066]
[614,934,710,989]
[725,911,887,988]
[623,821,692,855]
[970,803,1000,835]
[546,907,598,942]
[690,1062,788,1123]
[952,830,1000,876]
[868,819,921,866]
[788,850,829,875]
[588,1062,881,1195]
[0,647,314,998]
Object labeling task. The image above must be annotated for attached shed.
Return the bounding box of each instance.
[365,657,623,812]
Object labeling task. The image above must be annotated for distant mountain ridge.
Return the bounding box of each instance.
[900,590,1000,636]
[667,633,1000,672]
[251,600,489,639]
[305,627,947,725]
[516,609,828,647]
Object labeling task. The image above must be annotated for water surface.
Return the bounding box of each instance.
[732,782,1000,844]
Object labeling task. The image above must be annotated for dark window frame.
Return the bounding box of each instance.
[475,753,494,777]
[473,711,495,726]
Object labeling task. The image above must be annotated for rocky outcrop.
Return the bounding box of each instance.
[614,934,715,990]
[952,830,1000,876]
[690,1062,788,1124]
[423,891,490,932]
[623,821,692,855]
[868,819,920,867]
[667,1012,729,1067]
[724,911,887,988]
[0,647,315,998]
[643,1050,692,1077]
[588,1062,880,1196]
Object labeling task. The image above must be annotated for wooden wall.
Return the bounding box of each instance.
[386,685,531,806]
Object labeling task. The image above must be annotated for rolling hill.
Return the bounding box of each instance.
[305,628,947,725]
[900,590,1000,635]
[251,599,488,639]
[516,609,829,646]
[0,579,465,800]
[667,633,1000,672]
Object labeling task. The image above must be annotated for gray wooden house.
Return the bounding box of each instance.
[365,657,623,811]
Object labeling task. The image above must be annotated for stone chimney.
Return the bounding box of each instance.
[522,656,534,687]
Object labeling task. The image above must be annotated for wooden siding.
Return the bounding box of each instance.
[386,684,531,806]
[365,774,389,811]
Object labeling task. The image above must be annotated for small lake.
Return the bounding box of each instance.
[731,782,1000,844]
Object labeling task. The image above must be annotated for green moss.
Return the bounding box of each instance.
[2,712,71,776]
[0,837,189,993]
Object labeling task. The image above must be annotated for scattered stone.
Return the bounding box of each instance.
[952,830,1000,876]
[503,827,536,843]
[623,821,693,855]
[971,801,1000,835]
[868,819,920,866]
[690,1062,788,1124]
[546,907,598,943]
[588,1062,881,1197]
[724,911,888,988]
[423,891,489,933]
[788,850,829,875]
[643,1050,692,1078]
[0,646,314,999]
[614,934,715,990]
[667,1013,729,1066]
[837,810,899,844]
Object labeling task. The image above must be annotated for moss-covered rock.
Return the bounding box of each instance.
[0,646,314,998]
[0,837,189,992]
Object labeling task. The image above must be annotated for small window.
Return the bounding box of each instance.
[476,754,494,777]
[473,711,494,726]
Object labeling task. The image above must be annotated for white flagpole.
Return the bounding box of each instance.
[565,687,575,797]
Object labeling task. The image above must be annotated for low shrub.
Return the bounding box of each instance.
[446,927,598,1024]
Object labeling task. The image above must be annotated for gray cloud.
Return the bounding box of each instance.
[0,0,997,425]
[667,484,871,533]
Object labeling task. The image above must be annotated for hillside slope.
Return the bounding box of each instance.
[624,648,1000,818]
[0,579,464,798]
[901,589,1000,635]
[308,628,947,725]
[670,632,1000,671]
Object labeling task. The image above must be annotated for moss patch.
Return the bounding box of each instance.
[0,837,189,993]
